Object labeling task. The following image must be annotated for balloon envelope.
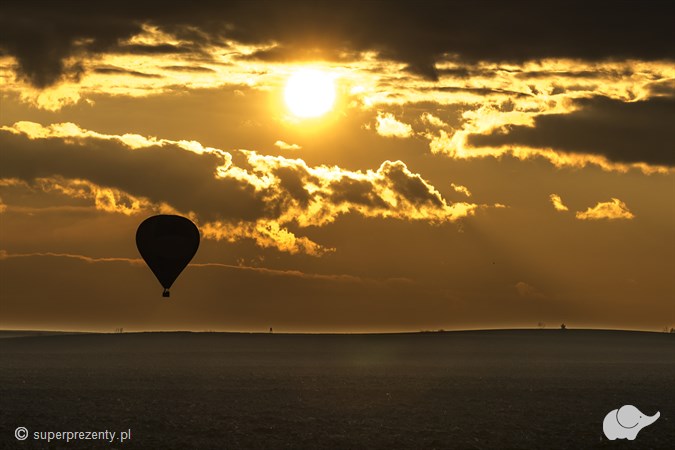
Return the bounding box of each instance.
[136,215,200,297]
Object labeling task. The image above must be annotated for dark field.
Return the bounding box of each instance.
[1,330,673,449]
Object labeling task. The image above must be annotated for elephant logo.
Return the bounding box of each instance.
[603,405,660,440]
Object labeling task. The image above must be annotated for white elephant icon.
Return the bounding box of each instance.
[603,405,660,440]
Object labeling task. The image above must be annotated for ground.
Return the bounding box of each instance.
[1,330,673,449]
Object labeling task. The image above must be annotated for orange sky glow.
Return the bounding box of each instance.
[1,3,673,333]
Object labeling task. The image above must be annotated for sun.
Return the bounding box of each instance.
[284,69,336,118]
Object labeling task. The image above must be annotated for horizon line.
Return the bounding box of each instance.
[1,326,671,336]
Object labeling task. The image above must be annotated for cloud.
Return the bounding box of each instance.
[225,153,478,227]
[161,65,215,73]
[200,220,329,256]
[32,177,152,216]
[1,122,478,255]
[375,112,413,138]
[648,79,675,97]
[237,45,356,64]
[429,129,669,174]
[450,183,472,197]
[420,113,448,128]
[113,43,196,56]
[0,250,378,283]
[549,194,569,212]
[92,66,162,78]
[4,2,672,88]
[0,250,142,265]
[430,85,531,98]
[190,262,382,284]
[575,198,635,221]
[274,140,302,151]
[467,96,675,167]
[0,122,253,223]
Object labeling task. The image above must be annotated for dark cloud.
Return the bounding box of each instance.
[0,5,142,88]
[93,66,162,78]
[161,65,215,73]
[0,127,470,246]
[2,1,673,87]
[329,177,389,208]
[647,79,675,98]
[113,43,197,55]
[430,86,532,98]
[380,161,444,207]
[0,130,266,222]
[238,46,354,63]
[271,166,315,209]
[513,69,634,80]
[436,67,499,79]
[467,96,675,166]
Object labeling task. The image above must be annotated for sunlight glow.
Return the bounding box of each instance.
[284,69,336,118]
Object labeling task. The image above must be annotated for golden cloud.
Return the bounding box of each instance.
[2,23,673,122]
[2,122,479,255]
[428,129,670,175]
[273,140,302,151]
[420,112,448,128]
[549,194,569,212]
[450,183,472,197]
[575,198,635,220]
[375,112,414,138]
[2,30,673,175]
[35,177,152,216]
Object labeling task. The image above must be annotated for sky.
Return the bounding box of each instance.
[1,1,674,332]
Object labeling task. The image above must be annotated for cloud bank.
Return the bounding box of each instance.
[1,122,477,254]
[467,97,675,167]
[2,2,673,87]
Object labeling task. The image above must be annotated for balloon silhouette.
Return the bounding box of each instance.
[136,215,200,297]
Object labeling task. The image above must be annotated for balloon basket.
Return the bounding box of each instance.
[162,289,170,298]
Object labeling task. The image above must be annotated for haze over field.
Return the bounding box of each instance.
[1,1,674,332]
[1,330,673,449]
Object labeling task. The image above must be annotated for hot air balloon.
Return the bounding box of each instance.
[136,215,200,297]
